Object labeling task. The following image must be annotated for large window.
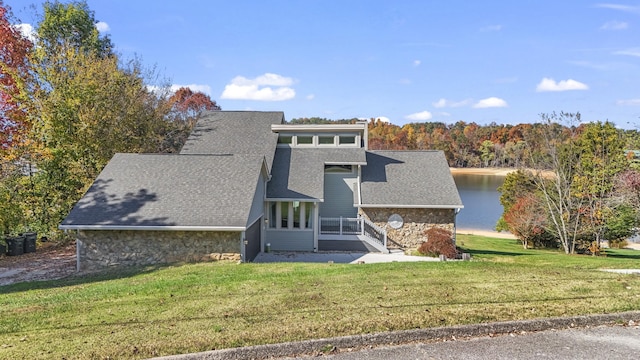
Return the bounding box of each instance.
[296,136,313,145]
[277,133,361,148]
[268,201,314,230]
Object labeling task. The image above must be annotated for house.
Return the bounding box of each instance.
[60,111,463,271]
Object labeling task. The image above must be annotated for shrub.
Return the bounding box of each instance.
[418,228,457,259]
[608,239,629,249]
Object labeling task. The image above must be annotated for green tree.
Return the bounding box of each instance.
[36,0,112,61]
[479,140,495,167]
[12,0,187,238]
[573,121,628,249]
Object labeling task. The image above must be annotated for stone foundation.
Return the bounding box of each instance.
[76,230,241,271]
[358,208,456,249]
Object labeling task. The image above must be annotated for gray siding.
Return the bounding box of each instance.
[266,229,314,251]
[245,217,262,261]
[320,172,357,218]
[248,172,266,225]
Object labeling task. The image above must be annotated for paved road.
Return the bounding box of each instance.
[287,324,640,360]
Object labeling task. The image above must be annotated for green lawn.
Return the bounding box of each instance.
[1,235,639,359]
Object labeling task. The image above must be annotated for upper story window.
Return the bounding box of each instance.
[318,136,335,145]
[324,165,353,173]
[296,135,313,145]
[278,133,360,148]
[339,135,356,145]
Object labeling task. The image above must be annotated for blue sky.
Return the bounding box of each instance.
[9,0,640,129]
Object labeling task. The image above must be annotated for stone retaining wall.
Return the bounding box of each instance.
[358,208,456,249]
[76,230,241,271]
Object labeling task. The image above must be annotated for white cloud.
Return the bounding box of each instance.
[473,97,508,108]
[413,60,421,66]
[221,73,296,101]
[600,20,628,30]
[375,116,390,123]
[480,24,503,32]
[432,98,472,108]
[405,111,433,121]
[616,98,640,106]
[306,94,315,100]
[14,23,35,42]
[536,78,589,92]
[614,48,640,57]
[95,21,110,33]
[595,3,640,14]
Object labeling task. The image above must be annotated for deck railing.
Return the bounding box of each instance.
[362,217,387,248]
[319,217,362,235]
[319,216,387,248]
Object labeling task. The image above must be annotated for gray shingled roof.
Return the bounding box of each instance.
[60,153,266,229]
[360,151,463,208]
[180,111,283,169]
[267,147,367,200]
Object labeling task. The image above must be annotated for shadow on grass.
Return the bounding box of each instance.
[602,251,640,260]
[0,264,172,295]
[460,248,531,257]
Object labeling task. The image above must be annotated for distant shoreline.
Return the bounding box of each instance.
[457,228,516,239]
[449,167,515,176]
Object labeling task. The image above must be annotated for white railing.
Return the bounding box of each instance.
[319,216,387,248]
[319,217,361,235]
[361,217,387,249]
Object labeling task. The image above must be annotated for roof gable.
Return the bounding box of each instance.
[180,111,283,169]
[267,147,366,201]
[60,153,267,229]
[360,151,463,208]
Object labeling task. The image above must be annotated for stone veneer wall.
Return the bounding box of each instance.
[358,208,456,249]
[76,230,241,271]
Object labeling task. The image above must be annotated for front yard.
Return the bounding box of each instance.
[1,234,639,359]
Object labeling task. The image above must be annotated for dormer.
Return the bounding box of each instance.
[271,121,368,150]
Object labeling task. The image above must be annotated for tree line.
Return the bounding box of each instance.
[291,117,640,169]
[292,115,640,254]
[1,1,218,239]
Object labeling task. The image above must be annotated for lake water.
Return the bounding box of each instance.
[452,173,505,231]
[451,172,640,243]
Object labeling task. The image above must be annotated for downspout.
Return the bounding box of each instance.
[453,208,461,246]
[75,230,81,272]
[240,231,246,263]
[313,202,319,252]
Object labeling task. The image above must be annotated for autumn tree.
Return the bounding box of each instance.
[10,1,190,237]
[162,87,221,151]
[525,112,584,254]
[0,1,35,234]
[0,1,33,152]
[503,194,547,249]
[169,87,220,123]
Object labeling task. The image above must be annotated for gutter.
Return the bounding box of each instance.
[358,204,464,209]
[58,225,247,231]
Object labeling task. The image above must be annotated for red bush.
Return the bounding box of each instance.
[418,228,457,259]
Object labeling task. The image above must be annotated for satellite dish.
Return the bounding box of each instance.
[388,214,403,229]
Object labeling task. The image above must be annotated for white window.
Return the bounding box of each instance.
[296,135,313,145]
[318,135,336,146]
[268,201,313,230]
[339,135,356,145]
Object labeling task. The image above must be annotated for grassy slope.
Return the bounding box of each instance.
[1,235,639,359]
